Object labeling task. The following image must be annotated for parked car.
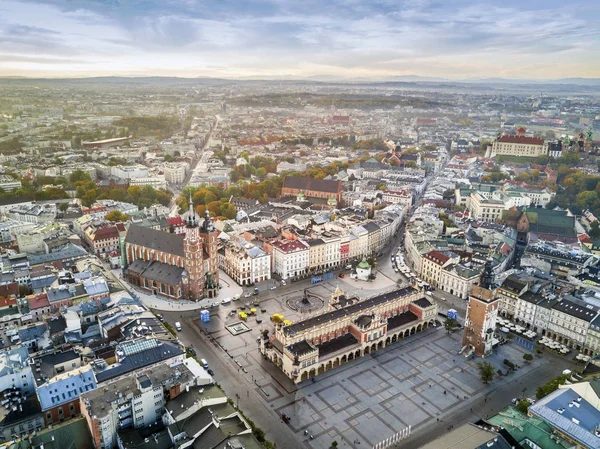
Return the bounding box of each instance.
[175,322,182,331]
[207,368,214,376]
[339,273,345,278]
[281,280,286,286]
[270,286,277,290]
[157,314,164,322]
[212,302,220,307]
[244,293,252,298]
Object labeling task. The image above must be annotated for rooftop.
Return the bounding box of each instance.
[283,287,419,337]
[529,388,600,449]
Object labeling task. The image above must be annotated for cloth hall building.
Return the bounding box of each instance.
[262,286,437,383]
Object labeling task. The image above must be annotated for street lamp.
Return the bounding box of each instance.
[235,393,240,409]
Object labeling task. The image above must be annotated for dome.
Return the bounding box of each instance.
[358,259,370,269]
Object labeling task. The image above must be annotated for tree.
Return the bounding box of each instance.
[546,130,556,139]
[444,317,459,334]
[19,285,32,298]
[536,374,570,399]
[59,203,69,212]
[477,361,495,384]
[70,170,92,184]
[81,189,98,207]
[523,353,533,361]
[516,399,531,414]
[590,220,600,238]
[105,210,129,222]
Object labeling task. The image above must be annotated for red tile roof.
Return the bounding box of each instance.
[0,283,18,298]
[168,216,185,226]
[424,250,451,266]
[27,293,50,309]
[92,226,119,240]
[498,135,544,145]
[0,296,17,307]
[273,240,308,253]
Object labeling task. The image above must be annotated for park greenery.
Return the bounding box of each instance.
[114,116,180,139]
[68,169,172,208]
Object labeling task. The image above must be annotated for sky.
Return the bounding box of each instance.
[0,0,599,79]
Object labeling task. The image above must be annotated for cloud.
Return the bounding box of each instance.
[0,0,599,78]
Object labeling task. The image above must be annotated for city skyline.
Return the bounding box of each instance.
[1,0,600,79]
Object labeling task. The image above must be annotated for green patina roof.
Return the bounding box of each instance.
[525,208,576,237]
[358,260,370,269]
[487,406,572,449]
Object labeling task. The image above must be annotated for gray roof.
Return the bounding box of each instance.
[283,287,418,337]
[94,340,184,383]
[126,259,184,286]
[125,224,184,257]
[529,388,600,449]
[552,297,599,322]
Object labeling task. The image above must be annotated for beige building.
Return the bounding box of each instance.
[420,250,459,289]
[468,192,505,222]
[220,241,271,286]
[491,135,547,157]
[163,162,188,184]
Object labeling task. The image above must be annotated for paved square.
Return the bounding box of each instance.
[197,286,562,449]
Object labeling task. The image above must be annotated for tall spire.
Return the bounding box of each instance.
[186,191,197,228]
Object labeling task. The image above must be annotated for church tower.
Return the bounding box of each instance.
[183,195,204,300]
[199,209,219,298]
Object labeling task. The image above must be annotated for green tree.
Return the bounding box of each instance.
[70,170,92,184]
[516,399,531,414]
[444,317,459,334]
[536,374,570,399]
[19,285,32,298]
[59,203,69,212]
[105,210,129,222]
[589,220,600,238]
[477,361,495,384]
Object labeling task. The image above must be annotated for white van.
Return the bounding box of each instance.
[221,297,231,305]
[345,264,353,270]
[200,358,209,369]
[175,322,182,331]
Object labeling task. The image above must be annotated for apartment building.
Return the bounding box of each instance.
[469,192,505,222]
[381,189,413,208]
[81,362,196,449]
[33,350,97,425]
[163,162,188,184]
[220,241,271,286]
[547,297,599,352]
[84,223,126,255]
[307,236,341,273]
[0,175,21,193]
[439,265,480,300]
[272,240,309,280]
[0,345,35,396]
[420,250,460,289]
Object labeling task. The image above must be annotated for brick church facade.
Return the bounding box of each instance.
[123,205,219,300]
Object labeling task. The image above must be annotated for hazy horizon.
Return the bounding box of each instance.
[1,0,600,79]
